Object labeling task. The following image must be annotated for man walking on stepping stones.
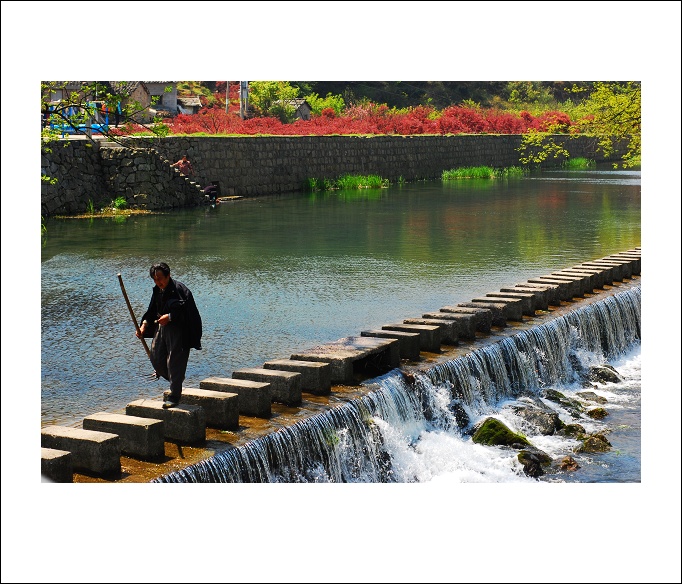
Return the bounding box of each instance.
[137,262,203,408]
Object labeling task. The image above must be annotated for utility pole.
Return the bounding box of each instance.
[240,81,248,120]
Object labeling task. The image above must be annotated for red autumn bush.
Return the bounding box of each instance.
[115,96,579,137]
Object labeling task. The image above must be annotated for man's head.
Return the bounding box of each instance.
[150,262,171,290]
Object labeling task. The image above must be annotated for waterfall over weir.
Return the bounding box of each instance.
[154,287,641,483]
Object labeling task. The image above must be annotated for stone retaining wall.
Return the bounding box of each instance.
[41,134,624,217]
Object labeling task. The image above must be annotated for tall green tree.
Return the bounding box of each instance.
[248,81,300,122]
[571,81,641,168]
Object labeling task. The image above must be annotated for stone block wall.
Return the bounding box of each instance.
[41,134,624,217]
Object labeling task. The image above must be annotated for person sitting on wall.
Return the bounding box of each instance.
[171,155,194,176]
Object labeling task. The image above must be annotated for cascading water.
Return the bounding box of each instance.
[154,286,641,484]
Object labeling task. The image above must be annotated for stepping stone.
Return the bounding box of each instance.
[422,311,477,340]
[381,323,441,353]
[513,282,561,306]
[498,288,549,311]
[550,271,593,295]
[485,291,536,315]
[41,447,73,483]
[570,266,610,288]
[232,368,302,406]
[439,306,493,333]
[125,399,206,445]
[83,412,165,461]
[471,296,524,321]
[456,302,508,327]
[527,277,577,301]
[41,425,121,478]
[292,336,399,384]
[403,317,459,344]
[263,359,332,395]
[199,377,272,418]
[361,330,421,361]
[163,388,239,430]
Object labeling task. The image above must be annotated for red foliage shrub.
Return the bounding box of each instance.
[119,98,575,137]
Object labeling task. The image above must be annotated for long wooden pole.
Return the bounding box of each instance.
[117,273,151,360]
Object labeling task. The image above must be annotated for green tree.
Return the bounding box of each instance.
[571,81,641,168]
[302,92,345,116]
[248,81,300,122]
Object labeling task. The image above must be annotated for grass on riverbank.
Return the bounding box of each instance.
[562,157,596,169]
[305,173,389,192]
[442,166,528,180]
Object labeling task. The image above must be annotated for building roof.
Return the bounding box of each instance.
[177,96,202,107]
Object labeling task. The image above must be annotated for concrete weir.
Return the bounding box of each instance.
[42,248,641,483]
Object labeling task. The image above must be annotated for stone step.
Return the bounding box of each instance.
[199,377,272,418]
[439,306,493,333]
[569,266,610,288]
[422,311,477,341]
[83,412,165,461]
[262,359,332,395]
[291,336,400,384]
[557,269,600,291]
[163,387,239,430]
[581,261,625,282]
[125,399,206,445]
[41,447,73,483]
[361,329,421,360]
[381,323,441,353]
[232,368,302,406]
[497,289,549,311]
[527,278,576,301]
[599,257,634,278]
[485,291,537,315]
[471,296,524,321]
[513,282,561,306]
[456,302,508,327]
[41,425,121,478]
[403,317,459,345]
[550,271,593,296]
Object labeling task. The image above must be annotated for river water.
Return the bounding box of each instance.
[39,166,641,430]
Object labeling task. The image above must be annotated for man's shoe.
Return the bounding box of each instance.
[162,400,179,409]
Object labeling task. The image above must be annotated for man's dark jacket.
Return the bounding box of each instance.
[140,278,202,350]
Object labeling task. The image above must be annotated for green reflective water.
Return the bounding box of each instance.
[40,166,640,427]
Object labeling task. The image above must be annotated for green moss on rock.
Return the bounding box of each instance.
[472,417,531,448]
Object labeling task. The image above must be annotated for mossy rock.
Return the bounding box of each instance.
[556,423,587,439]
[577,391,608,404]
[472,417,531,448]
[586,407,609,419]
[576,433,612,453]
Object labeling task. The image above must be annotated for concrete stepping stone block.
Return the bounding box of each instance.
[403,317,459,344]
[439,306,493,333]
[41,447,73,483]
[199,377,272,418]
[125,399,206,445]
[163,387,239,430]
[41,425,121,478]
[232,368,302,406]
[381,323,441,353]
[263,359,332,395]
[361,329,421,360]
[422,311,477,341]
[471,296,524,321]
[83,412,165,461]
